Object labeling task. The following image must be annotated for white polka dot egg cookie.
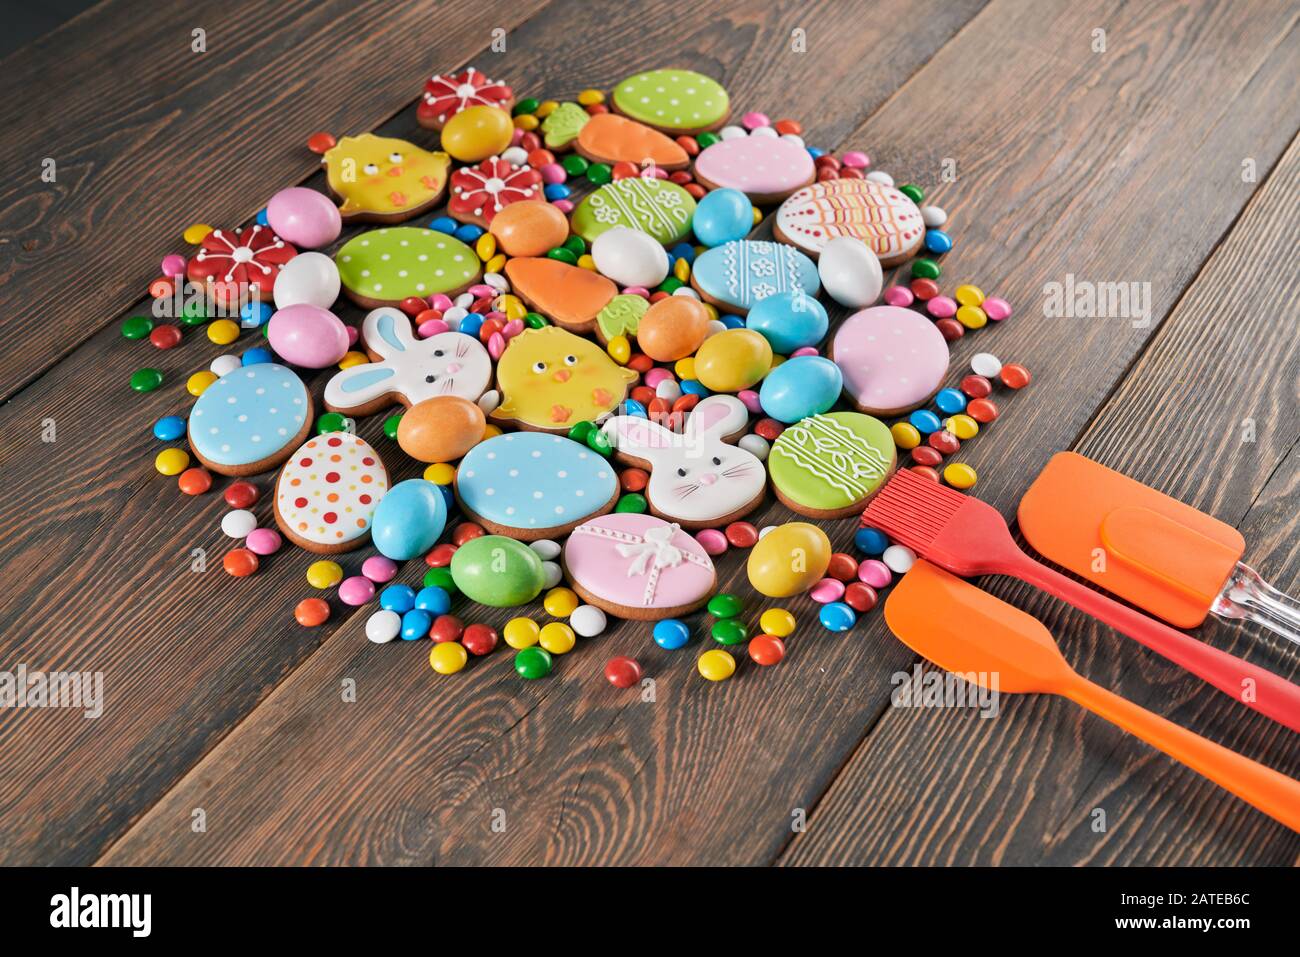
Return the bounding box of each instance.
[611,68,729,134]
[274,433,389,553]
[335,226,481,309]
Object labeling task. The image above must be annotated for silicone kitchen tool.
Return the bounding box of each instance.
[864,468,1300,733]
[1019,452,1300,643]
[885,560,1300,832]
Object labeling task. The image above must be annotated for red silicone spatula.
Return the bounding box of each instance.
[863,468,1300,734]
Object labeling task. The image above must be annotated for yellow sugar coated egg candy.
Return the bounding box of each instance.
[307,560,344,590]
[207,318,239,345]
[954,284,985,307]
[440,104,514,162]
[504,617,540,649]
[543,587,579,618]
[482,424,503,439]
[423,463,456,485]
[693,328,772,393]
[760,608,797,638]
[187,371,218,396]
[536,101,558,118]
[155,448,190,475]
[698,649,736,682]
[475,234,497,261]
[956,305,988,329]
[577,89,605,106]
[485,254,507,274]
[607,335,631,364]
[747,522,832,598]
[430,641,469,675]
[513,113,539,131]
[538,621,576,654]
[183,223,212,244]
[674,357,696,380]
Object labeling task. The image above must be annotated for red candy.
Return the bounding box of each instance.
[753,418,784,441]
[425,543,458,567]
[306,131,337,154]
[910,278,939,301]
[585,103,609,116]
[911,446,943,467]
[672,394,700,413]
[837,167,864,180]
[604,656,643,688]
[527,148,556,168]
[627,354,654,374]
[966,397,999,423]
[295,597,330,626]
[620,468,649,492]
[910,465,942,483]
[748,635,785,666]
[935,318,964,341]
[844,582,878,612]
[959,375,993,399]
[462,623,499,656]
[452,522,486,545]
[519,131,542,153]
[668,171,693,185]
[724,521,759,549]
[150,325,182,349]
[999,363,1032,389]
[827,552,859,582]
[399,296,428,317]
[684,183,706,200]
[928,430,960,455]
[223,548,258,577]
[224,480,259,509]
[631,385,656,406]
[773,119,802,135]
[430,614,464,644]
[178,467,212,495]
[674,136,700,157]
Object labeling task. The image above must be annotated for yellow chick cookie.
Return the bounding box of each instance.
[323,133,451,222]
[493,326,637,432]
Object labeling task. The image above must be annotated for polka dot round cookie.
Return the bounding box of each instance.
[774,177,925,267]
[830,305,950,416]
[570,177,697,246]
[768,412,896,519]
[335,227,481,309]
[611,68,730,134]
[188,363,312,476]
[274,433,389,553]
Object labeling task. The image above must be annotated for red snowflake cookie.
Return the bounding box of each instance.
[449,157,544,225]
[418,68,514,129]
[186,224,296,305]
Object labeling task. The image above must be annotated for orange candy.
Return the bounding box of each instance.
[177,467,212,495]
[397,396,486,463]
[635,297,710,362]
[295,597,331,627]
[489,200,570,258]
[223,548,258,577]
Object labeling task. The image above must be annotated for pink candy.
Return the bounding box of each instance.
[695,528,728,556]
[858,559,892,589]
[789,346,819,358]
[338,576,375,606]
[983,297,1012,321]
[809,577,846,603]
[468,284,495,298]
[501,319,525,339]
[552,199,574,214]
[161,253,187,278]
[361,556,398,583]
[841,151,870,169]
[742,111,770,129]
[926,296,958,319]
[488,332,507,359]
[244,528,282,555]
[540,163,566,185]
[345,325,359,346]
[643,367,673,388]
[736,389,762,414]
[622,286,651,299]
[430,294,454,312]
[883,286,915,307]
[417,318,451,338]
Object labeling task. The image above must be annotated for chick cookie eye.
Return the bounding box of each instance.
[564,355,578,365]
[532,361,547,373]
[363,163,379,175]
[389,152,403,163]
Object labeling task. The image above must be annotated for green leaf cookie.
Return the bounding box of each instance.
[597,294,649,341]
[541,102,590,150]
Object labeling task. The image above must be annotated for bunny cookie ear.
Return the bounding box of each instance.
[323,363,398,412]
[686,395,749,441]
[361,307,417,358]
[607,415,680,461]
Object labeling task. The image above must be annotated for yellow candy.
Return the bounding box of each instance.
[339,350,368,369]
[482,423,503,439]
[577,254,597,271]
[183,223,213,244]
[890,422,922,450]
[155,448,190,476]
[954,284,985,307]
[475,234,497,261]
[577,89,605,106]
[504,299,528,321]
[536,100,559,118]
[945,414,979,440]
[673,258,691,282]
[306,560,343,590]
[441,105,513,163]
[674,357,696,380]
[747,522,832,598]
[207,318,239,345]
[693,328,772,392]
[504,617,540,649]
[186,371,217,396]
[512,114,539,131]
[538,621,576,654]
[943,462,978,489]
[485,254,507,274]
[606,334,631,364]
[543,587,579,618]
[430,641,468,674]
[751,206,763,225]
[423,463,456,485]
[956,305,988,329]
[698,649,736,682]
[760,608,796,638]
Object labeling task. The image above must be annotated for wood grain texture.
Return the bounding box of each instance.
[781,132,1300,866]
[97,0,1299,865]
[0,0,986,865]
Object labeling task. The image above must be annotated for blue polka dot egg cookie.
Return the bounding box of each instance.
[690,239,820,315]
[455,432,620,540]
[611,68,730,134]
[188,363,313,475]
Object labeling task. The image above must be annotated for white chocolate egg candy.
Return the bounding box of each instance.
[273,251,341,309]
[591,226,670,288]
[818,236,883,308]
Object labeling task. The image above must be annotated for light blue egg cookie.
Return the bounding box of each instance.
[691,239,819,313]
[188,363,310,472]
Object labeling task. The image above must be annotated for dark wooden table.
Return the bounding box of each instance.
[0,0,1296,866]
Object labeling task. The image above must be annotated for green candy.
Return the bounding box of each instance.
[423,567,456,593]
[586,428,613,456]
[596,294,648,340]
[614,492,647,513]
[515,646,553,679]
[567,420,595,443]
[316,412,348,434]
[541,102,589,150]
[658,277,683,294]
[524,311,549,329]
[899,184,924,203]
[707,593,742,619]
[711,619,749,645]
[695,131,721,148]
[561,153,590,177]
[547,247,578,265]
[130,368,163,393]
[450,536,546,607]
[121,315,153,340]
[586,163,613,185]
[562,235,586,256]
[571,177,696,245]
[383,413,403,440]
[911,258,941,280]
[513,97,540,116]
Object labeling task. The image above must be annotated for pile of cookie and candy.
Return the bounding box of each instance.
[129,67,1031,686]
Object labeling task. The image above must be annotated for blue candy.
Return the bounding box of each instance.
[854,526,889,555]
[718,313,745,329]
[401,609,433,641]
[239,301,273,329]
[679,379,711,397]
[933,388,967,415]
[670,243,696,265]
[255,208,269,226]
[924,229,953,255]
[758,355,842,423]
[621,398,648,418]
[653,619,691,650]
[153,415,185,442]
[819,601,857,632]
[543,183,571,201]
[380,584,417,614]
[692,187,752,248]
[909,409,942,434]
[242,347,273,366]
[414,585,451,616]
[746,289,828,354]
[371,479,448,561]
[428,216,459,235]
[453,224,484,244]
[459,313,485,338]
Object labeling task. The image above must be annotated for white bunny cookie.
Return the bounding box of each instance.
[603,394,766,528]
[324,307,491,416]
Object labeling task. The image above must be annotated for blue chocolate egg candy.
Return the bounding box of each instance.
[758,355,843,423]
[692,188,753,248]
[746,290,829,354]
[371,479,448,560]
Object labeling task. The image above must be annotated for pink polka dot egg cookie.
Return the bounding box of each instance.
[274,433,389,553]
[693,126,815,203]
[830,305,949,416]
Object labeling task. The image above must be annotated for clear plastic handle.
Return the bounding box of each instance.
[1211,562,1300,647]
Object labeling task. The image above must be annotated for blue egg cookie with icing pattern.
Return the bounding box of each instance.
[690,239,820,315]
[188,363,313,475]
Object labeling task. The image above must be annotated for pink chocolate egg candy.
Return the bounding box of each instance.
[268,304,349,368]
[266,187,342,249]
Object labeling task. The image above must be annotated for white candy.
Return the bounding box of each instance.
[476,389,501,415]
[591,226,670,288]
[921,205,948,228]
[671,285,701,300]
[970,352,1003,378]
[540,560,563,589]
[750,125,778,138]
[719,125,747,140]
[570,604,607,637]
[365,610,401,643]
[483,272,509,291]
[758,524,778,539]
[655,379,682,402]
[882,544,916,574]
[443,306,468,330]
[865,170,894,187]
[272,251,340,310]
[221,509,257,539]
[454,292,475,309]
[817,236,883,308]
[703,318,727,338]
[738,433,770,461]
[500,146,529,167]
[780,134,806,148]
[210,354,241,377]
[529,538,561,560]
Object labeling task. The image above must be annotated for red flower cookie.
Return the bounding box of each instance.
[417,68,514,130]
[186,225,296,306]
[448,157,544,226]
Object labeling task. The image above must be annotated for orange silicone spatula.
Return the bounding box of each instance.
[1019,452,1300,643]
[884,560,1300,832]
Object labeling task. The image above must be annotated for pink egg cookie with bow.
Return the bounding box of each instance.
[274,433,389,553]
[693,136,815,203]
[563,513,717,620]
[830,305,949,416]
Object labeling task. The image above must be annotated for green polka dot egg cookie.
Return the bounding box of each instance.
[612,68,729,134]
[768,412,897,519]
[335,227,480,308]
[571,177,696,246]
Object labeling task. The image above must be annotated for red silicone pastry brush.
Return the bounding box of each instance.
[863,469,1300,734]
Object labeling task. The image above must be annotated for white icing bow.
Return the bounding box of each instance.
[617,523,684,577]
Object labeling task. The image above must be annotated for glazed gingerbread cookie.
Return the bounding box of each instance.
[491,326,637,432]
[774,177,924,266]
[563,513,717,620]
[324,307,491,416]
[417,68,514,130]
[693,127,815,204]
[448,156,544,226]
[186,225,296,308]
[321,133,451,223]
[768,412,896,519]
[274,432,388,553]
[575,113,690,171]
[610,68,730,134]
[503,258,617,334]
[603,395,765,529]
[540,102,589,151]
[570,177,697,246]
[829,305,950,416]
[690,239,820,315]
[455,432,619,541]
[187,363,312,476]
[334,227,481,308]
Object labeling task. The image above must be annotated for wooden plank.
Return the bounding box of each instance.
[780,132,1300,866]
[0,0,985,865]
[99,0,1299,865]
[0,0,552,401]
